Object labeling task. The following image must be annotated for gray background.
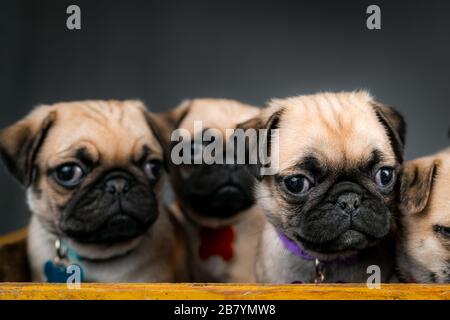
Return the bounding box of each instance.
[1,0,449,234]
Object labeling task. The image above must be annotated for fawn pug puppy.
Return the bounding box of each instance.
[397,148,450,283]
[0,100,184,282]
[239,91,406,283]
[160,98,266,282]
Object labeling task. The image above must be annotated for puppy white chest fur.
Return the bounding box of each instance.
[28,209,179,282]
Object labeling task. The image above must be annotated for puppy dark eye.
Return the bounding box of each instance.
[434,225,450,238]
[283,175,312,195]
[375,167,395,187]
[53,164,85,187]
[144,160,162,180]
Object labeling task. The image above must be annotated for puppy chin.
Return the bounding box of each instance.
[299,231,373,261]
[292,229,382,261]
[67,235,144,260]
[307,248,359,262]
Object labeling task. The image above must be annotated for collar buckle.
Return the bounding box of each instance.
[54,238,70,266]
[314,258,325,284]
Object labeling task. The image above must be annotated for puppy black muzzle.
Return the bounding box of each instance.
[181,163,255,218]
[294,181,390,254]
[60,171,159,244]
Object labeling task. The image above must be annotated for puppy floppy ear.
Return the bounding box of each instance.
[158,100,191,140]
[236,105,284,179]
[237,105,284,148]
[399,158,438,215]
[143,100,191,172]
[144,111,172,173]
[372,102,407,163]
[0,110,56,186]
[163,100,191,125]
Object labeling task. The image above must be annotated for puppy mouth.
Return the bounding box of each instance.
[290,182,391,255]
[212,183,244,197]
[186,180,246,200]
[190,183,253,218]
[294,229,378,254]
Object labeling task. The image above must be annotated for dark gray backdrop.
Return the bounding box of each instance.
[1,0,449,234]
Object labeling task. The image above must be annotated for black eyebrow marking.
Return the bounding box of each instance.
[74,147,96,167]
[136,145,151,164]
[362,149,384,172]
[373,106,405,163]
[296,155,324,177]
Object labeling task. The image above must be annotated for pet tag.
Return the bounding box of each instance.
[43,238,84,283]
[44,260,82,283]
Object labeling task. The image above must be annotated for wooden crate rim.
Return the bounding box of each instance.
[0,228,27,246]
[0,283,449,300]
[1,230,449,300]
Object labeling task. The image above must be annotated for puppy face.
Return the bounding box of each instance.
[161,99,260,225]
[0,100,164,245]
[241,91,405,256]
[398,150,450,283]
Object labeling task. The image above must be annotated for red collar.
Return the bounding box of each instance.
[174,202,236,262]
[199,226,235,261]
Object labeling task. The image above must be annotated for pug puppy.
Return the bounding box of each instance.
[239,91,405,283]
[396,148,450,283]
[0,100,184,282]
[160,98,266,282]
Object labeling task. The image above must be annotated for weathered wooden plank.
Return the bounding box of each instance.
[0,283,449,300]
[0,228,27,246]
[1,230,449,300]
[0,229,30,282]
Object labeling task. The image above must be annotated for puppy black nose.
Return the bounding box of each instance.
[105,178,130,195]
[336,192,361,214]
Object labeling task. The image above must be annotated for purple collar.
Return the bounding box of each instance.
[278,233,358,265]
[278,233,316,261]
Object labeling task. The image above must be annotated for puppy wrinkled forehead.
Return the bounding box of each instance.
[271,91,394,171]
[36,100,163,163]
